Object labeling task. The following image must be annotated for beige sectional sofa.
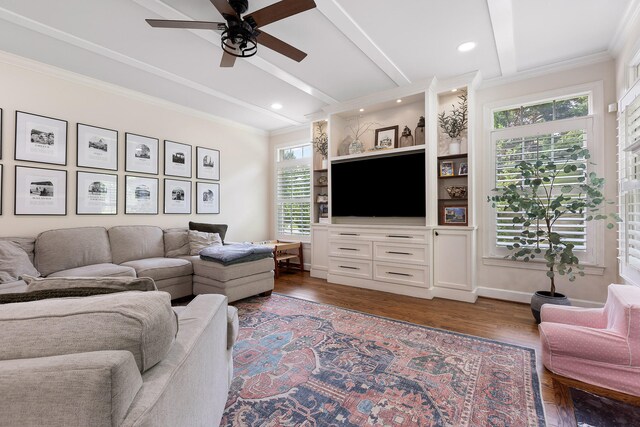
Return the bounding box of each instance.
[0,225,274,301]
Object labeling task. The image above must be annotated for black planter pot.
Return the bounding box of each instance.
[530,291,571,324]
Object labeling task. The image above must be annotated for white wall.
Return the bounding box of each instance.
[615,11,640,99]
[0,52,270,242]
[475,60,619,304]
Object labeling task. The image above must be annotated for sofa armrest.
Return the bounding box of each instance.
[0,350,142,427]
[227,305,239,350]
[541,304,607,328]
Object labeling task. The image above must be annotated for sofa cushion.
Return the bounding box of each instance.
[189,221,228,242]
[189,256,274,282]
[164,228,190,258]
[109,226,165,264]
[0,241,40,284]
[0,291,177,373]
[23,275,156,293]
[0,237,36,264]
[227,306,238,350]
[46,263,136,278]
[0,280,27,295]
[188,230,222,255]
[121,257,193,282]
[35,227,112,277]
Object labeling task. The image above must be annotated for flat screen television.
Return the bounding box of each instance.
[331,151,426,217]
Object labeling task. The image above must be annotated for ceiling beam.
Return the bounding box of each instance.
[315,0,411,87]
[609,0,640,55]
[134,0,338,106]
[487,0,518,76]
[0,5,303,126]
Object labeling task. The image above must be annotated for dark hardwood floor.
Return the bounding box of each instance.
[272,271,640,427]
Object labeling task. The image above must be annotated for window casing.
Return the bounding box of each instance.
[488,92,600,265]
[275,142,312,241]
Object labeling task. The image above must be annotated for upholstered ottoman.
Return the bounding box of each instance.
[186,256,274,302]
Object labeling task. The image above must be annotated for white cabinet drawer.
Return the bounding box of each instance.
[329,258,372,279]
[373,242,428,265]
[329,227,429,244]
[328,240,372,259]
[374,262,429,288]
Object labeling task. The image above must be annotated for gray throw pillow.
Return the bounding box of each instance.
[0,241,40,284]
[189,221,228,242]
[188,230,223,255]
[23,275,157,293]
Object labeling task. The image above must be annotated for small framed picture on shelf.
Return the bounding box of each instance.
[442,205,467,226]
[458,162,468,175]
[440,161,454,177]
[15,111,68,166]
[374,126,398,149]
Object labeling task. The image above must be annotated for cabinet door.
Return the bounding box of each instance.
[311,225,329,277]
[433,229,474,291]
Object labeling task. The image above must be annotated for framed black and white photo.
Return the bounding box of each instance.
[196,182,219,214]
[458,162,468,175]
[77,123,118,171]
[125,175,158,215]
[164,140,192,178]
[15,165,67,215]
[15,111,68,165]
[76,171,117,215]
[374,126,398,149]
[164,179,191,214]
[196,147,220,181]
[125,133,158,175]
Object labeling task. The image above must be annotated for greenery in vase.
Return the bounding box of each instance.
[487,144,619,296]
[438,93,468,139]
[312,121,329,159]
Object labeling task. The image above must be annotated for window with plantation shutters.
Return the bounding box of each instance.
[275,143,312,240]
[490,94,594,259]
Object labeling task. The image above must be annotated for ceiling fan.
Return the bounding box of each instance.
[146,0,316,67]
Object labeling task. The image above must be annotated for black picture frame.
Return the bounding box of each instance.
[76,171,118,215]
[196,182,220,214]
[76,123,119,171]
[125,175,159,215]
[374,125,399,149]
[164,178,192,214]
[125,132,159,175]
[164,140,192,178]
[13,111,69,166]
[196,146,220,181]
[13,165,68,216]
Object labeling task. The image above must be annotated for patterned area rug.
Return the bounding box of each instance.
[222,294,545,426]
[571,388,640,426]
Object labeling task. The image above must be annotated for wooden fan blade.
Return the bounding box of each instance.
[256,31,307,62]
[146,19,226,31]
[220,51,237,67]
[209,0,237,18]
[246,0,316,28]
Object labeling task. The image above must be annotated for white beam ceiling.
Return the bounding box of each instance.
[487,0,517,76]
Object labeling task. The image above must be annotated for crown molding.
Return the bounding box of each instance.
[0,6,300,128]
[0,49,269,136]
[479,51,613,90]
[609,0,640,55]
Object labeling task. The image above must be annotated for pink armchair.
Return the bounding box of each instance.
[539,284,640,396]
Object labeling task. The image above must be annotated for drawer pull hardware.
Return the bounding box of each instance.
[340,233,359,236]
[386,271,413,277]
[339,247,359,251]
[387,235,413,238]
[386,251,413,255]
[339,265,360,270]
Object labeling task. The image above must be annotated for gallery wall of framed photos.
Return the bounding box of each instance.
[0,53,271,239]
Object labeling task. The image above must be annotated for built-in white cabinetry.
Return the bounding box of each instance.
[432,228,477,302]
[326,225,432,298]
[310,224,328,279]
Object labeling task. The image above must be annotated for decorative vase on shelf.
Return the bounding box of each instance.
[321,158,328,169]
[449,138,461,155]
[415,116,425,145]
[348,139,364,155]
[399,126,414,148]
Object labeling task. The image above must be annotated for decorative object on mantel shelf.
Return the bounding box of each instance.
[312,121,329,169]
[399,126,414,148]
[317,175,327,186]
[446,186,467,199]
[438,93,468,155]
[374,125,398,149]
[316,194,328,203]
[414,116,425,145]
[346,116,378,155]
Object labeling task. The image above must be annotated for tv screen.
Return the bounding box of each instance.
[331,152,426,217]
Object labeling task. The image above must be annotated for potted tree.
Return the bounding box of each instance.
[438,93,468,154]
[488,143,618,323]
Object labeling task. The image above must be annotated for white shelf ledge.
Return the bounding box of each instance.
[330,145,426,163]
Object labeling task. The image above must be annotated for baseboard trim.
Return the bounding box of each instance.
[477,287,604,308]
[431,287,478,303]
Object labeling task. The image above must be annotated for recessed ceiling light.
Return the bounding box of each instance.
[396,99,402,103]
[359,108,365,112]
[271,103,283,110]
[457,42,476,52]
[451,88,458,92]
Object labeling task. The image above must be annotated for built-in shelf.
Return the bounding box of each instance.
[314,169,328,172]
[438,175,468,179]
[438,198,468,202]
[330,145,425,163]
[437,153,468,160]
